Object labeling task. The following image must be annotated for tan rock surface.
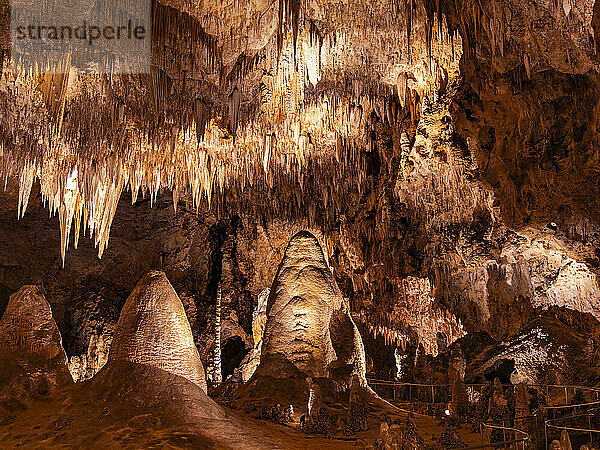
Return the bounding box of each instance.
[109,270,207,392]
[261,231,366,382]
[0,285,68,364]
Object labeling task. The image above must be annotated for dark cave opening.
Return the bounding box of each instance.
[221,336,249,379]
[483,358,516,384]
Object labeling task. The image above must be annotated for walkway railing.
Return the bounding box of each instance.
[368,378,600,407]
[542,402,600,449]
[367,378,600,449]
[480,422,530,450]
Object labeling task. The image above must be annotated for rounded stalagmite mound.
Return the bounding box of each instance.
[0,285,68,363]
[261,231,342,379]
[109,270,207,392]
[261,230,366,382]
[0,285,72,417]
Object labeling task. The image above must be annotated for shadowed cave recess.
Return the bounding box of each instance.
[1,0,600,448]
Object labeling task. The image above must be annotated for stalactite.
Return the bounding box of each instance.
[406,0,414,62]
[0,0,463,261]
[150,67,172,120]
[58,178,78,266]
[194,100,209,142]
[73,195,83,249]
[228,87,242,140]
[37,63,71,136]
[277,0,301,62]
[224,50,265,87]
[523,53,531,79]
[17,163,35,219]
[152,0,220,72]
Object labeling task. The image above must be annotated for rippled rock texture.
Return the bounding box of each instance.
[0,285,68,364]
[109,270,207,392]
[0,285,72,425]
[234,232,369,414]
[260,231,366,383]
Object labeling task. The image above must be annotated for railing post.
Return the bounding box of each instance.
[589,414,592,447]
[545,423,548,450]
[480,423,484,446]
[564,386,568,405]
[431,385,435,403]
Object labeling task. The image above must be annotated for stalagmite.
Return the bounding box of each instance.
[109,270,207,392]
[0,285,69,364]
[214,284,223,386]
[260,231,366,383]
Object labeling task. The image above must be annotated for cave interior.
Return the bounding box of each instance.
[1,0,600,448]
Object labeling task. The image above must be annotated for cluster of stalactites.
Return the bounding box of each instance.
[431,0,584,78]
[16,159,124,264]
[3,3,462,264]
[368,322,410,351]
[356,276,465,356]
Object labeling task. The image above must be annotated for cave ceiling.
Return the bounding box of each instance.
[0,0,598,311]
[3,0,460,261]
[0,0,599,406]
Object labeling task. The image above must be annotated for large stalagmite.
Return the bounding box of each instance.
[109,270,207,392]
[0,285,69,365]
[0,285,72,417]
[260,231,366,383]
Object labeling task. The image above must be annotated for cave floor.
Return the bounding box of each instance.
[0,395,354,449]
[0,353,486,449]
[0,392,486,449]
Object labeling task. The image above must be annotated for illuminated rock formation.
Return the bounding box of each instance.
[0,285,68,364]
[109,270,207,392]
[359,276,465,356]
[238,287,270,383]
[260,231,366,383]
[437,226,600,340]
[0,285,72,418]
[68,332,111,383]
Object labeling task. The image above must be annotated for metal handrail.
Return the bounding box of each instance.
[544,400,600,410]
[367,378,600,393]
[477,417,531,449]
[481,423,529,437]
[544,412,600,449]
[367,378,600,449]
